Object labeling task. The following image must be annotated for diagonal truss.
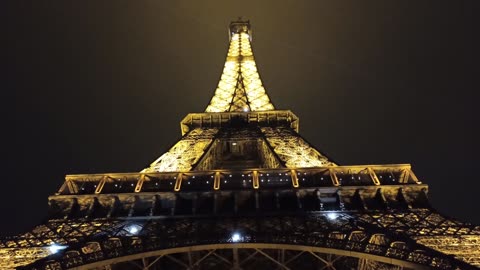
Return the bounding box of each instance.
[9,212,479,269]
[142,128,218,172]
[205,21,274,112]
[90,248,399,270]
[3,19,480,270]
[261,127,336,167]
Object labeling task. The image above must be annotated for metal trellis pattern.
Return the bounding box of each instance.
[2,19,479,270]
[261,127,336,168]
[205,21,274,112]
[143,128,218,172]
[9,213,478,270]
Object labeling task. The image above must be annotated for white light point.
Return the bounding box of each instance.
[126,224,142,235]
[48,244,67,254]
[231,233,241,242]
[327,213,338,220]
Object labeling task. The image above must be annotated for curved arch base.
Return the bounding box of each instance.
[76,244,424,270]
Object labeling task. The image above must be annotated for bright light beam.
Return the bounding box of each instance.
[231,233,241,242]
[327,213,338,220]
[48,244,67,254]
[126,224,142,235]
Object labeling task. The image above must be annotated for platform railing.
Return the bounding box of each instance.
[58,164,421,195]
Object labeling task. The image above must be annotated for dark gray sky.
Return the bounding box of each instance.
[2,1,476,235]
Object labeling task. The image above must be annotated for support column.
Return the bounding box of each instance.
[232,248,242,270]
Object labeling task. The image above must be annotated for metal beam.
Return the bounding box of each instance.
[212,251,233,265]
[255,248,290,270]
[135,174,146,193]
[191,249,216,268]
[144,255,164,270]
[67,242,432,270]
[165,254,189,268]
[232,248,241,270]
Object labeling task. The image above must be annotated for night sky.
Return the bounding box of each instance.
[2,1,476,236]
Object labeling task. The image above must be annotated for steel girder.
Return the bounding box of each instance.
[61,246,409,270]
[12,213,477,270]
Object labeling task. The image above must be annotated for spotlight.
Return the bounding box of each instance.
[126,224,142,235]
[231,233,241,242]
[48,244,67,254]
[327,213,338,220]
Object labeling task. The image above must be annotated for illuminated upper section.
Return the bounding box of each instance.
[205,21,275,112]
[142,20,337,173]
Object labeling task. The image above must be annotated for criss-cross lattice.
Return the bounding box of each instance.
[205,21,274,112]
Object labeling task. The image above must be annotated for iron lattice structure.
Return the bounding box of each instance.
[2,20,479,270]
[205,21,274,113]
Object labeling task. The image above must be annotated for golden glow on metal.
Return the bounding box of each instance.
[134,174,145,192]
[205,30,274,112]
[0,247,51,269]
[415,236,480,266]
[144,140,210,172]
[95,176,107,194]
[143,128,218,172]
[214,172,221,190]
[261,127,336,168]
[252,170,259,189]
[180,110,300,135]
[60,164,421,194]
[329,168,340,186]
[174,173,182,191]
[4,20,479,270]
[368,168,381,185]
[291,170,299,188]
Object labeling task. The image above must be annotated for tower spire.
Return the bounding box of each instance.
[205,20,275,112]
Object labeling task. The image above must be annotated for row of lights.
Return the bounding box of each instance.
[77,171,398,192]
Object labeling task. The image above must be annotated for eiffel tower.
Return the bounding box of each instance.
[2,20,479,270]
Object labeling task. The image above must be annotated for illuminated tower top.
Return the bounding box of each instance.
[141,20,335,173]
[205,20,275,112]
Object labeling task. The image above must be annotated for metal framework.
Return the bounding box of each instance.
[4,209,480,269]
[205,21,274,112]
[3,165,480,269]
[261,127,336,167]
[142,128,218,173]
[2,20,479,269]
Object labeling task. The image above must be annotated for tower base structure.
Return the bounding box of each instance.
[2,20,479,270]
